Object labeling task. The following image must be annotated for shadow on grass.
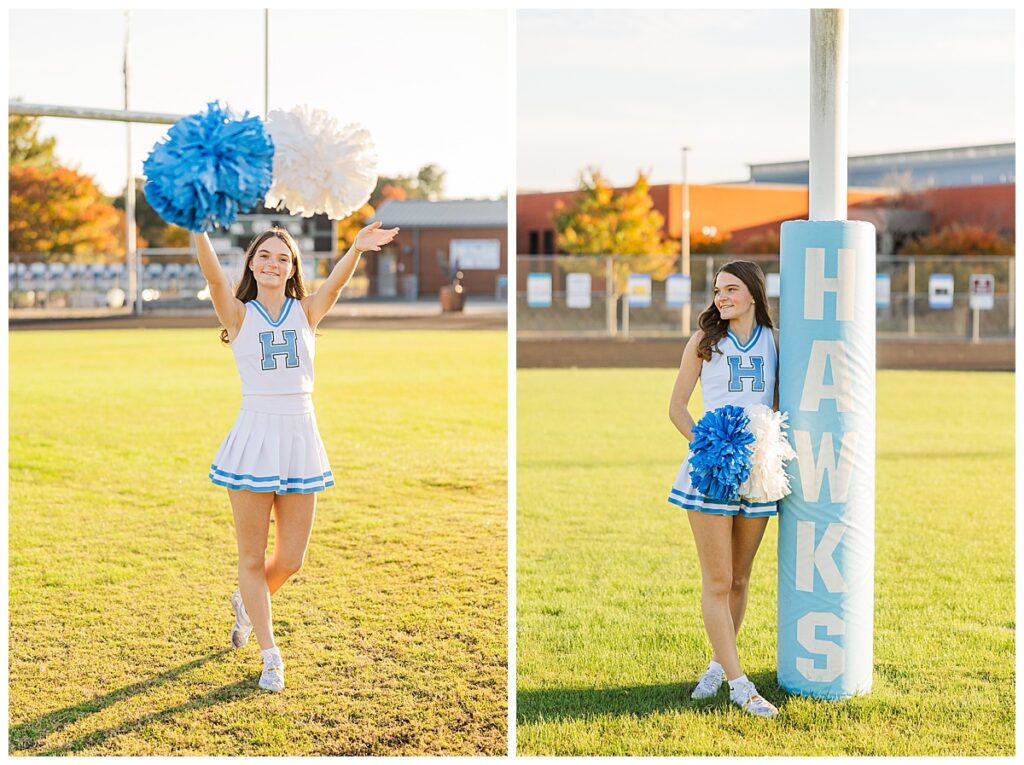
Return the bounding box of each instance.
[517,671,787,724]
[9,649,240,754]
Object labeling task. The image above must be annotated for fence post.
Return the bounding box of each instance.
[907,259,915,337]
[618,262,626,340]
[606,256,616,337]
[1009,258,1014,336]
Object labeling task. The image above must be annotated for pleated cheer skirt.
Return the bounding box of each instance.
[209,394,334,494]
[667,453,777,518]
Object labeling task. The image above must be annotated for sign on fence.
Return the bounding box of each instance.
[666,274,691,307]
[766,272,781,298]
[566,272,592,309]
[627,274,652,307]
[969,274,995,311]
[928,273,954,310]
[876,273,891,309]
[527,273,552,308]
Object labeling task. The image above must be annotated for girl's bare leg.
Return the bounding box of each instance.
[229,489,275,649]
[686,510,743,680]
[710,513,770,664]
[265,492,316,594]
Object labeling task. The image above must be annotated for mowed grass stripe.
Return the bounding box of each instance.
[516,368,1013,756]
[10,329,507,756]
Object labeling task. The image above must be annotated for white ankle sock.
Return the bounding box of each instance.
[709,659,724,673]
[728,674,749,692]
[261,647,281,663]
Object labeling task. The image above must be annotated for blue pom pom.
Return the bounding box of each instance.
[688,405,755,501]
[142,101,274,233]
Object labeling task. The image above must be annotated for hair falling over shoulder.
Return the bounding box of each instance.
[219,227,311,344]
[695,260,775,361]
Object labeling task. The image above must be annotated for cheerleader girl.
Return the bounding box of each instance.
[667,260,781,717]
[195,221,398,692]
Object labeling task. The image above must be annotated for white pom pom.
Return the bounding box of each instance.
[738,404,798,503]
[264,105,378,220]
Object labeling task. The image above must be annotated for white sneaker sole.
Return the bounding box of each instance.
[259,669,285,692]
[733,698,779,717]
[230,591,252,649]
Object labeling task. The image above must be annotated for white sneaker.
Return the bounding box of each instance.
[230,589,252,649]
[729,678,779,717]
[691,662,725,699]
[259,651,285,692]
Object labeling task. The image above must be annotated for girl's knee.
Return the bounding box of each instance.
[238,554,266,575]
[274,554,304,577]
[730,574,750,594]
[702,572,733,599]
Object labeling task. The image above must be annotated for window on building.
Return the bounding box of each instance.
[543,230,554,255]
[528,230,540,254]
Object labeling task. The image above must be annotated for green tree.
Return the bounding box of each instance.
[415,163,446,201]
[8,112,56,169]
[551,168,677,292]
[370,163,447,206]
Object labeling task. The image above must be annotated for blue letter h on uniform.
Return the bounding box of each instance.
[727,356,765,392]
[259,330,299,370]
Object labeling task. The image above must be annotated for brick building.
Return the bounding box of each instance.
[519,143,1015,259]
[369,199,507,298]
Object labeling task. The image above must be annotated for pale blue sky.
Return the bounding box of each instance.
[9,9,508,199]
[518,9,1015,190]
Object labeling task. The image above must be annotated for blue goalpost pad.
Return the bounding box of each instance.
[777,219,876,699]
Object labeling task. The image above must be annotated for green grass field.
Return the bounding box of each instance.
[9,329,507,756]
[517,368,1014,756]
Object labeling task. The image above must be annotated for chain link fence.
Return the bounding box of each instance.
[517,254,1014,339]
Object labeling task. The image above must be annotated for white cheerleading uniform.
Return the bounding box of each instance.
[668,324,778,517]
[209,297,334,494]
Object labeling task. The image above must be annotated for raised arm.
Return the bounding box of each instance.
[669,330,705,441]
[303,221,400,328]
[193,232,244,337]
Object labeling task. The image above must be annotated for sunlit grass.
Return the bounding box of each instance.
[517,368,1013,756]
[10,329,507,756]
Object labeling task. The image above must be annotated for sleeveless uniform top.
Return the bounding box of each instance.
[230,297,314,397]
[699,323,777,413]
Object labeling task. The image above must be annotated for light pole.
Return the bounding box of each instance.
[264,10,270,119]
[124,10,140,315]
[681,145,692,334]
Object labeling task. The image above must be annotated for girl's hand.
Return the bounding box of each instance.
[354,221,400,253]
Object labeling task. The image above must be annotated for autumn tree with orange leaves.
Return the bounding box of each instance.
[551,169,678,293]
[9,114,130,260]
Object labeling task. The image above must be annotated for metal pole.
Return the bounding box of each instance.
[264,9,270,118]
[907,259,915,336]
[124,11,141,315]
[972,307,980,343]
[8,102,182,125]
[681,146,692,333]
[606,256,615,336]
[809,9,848,221]
[705,254,714,310]
[1008,258,1014,335]
[623,276,630,339]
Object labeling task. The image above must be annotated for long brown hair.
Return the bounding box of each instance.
[219,227,310,344]
[696,260,774,361]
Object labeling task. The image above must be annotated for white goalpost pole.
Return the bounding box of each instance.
[776,8,876,700]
